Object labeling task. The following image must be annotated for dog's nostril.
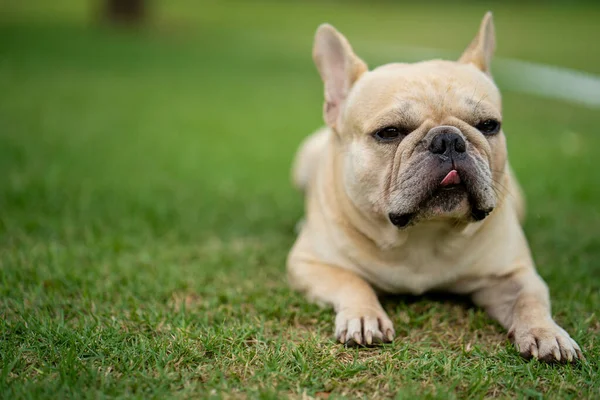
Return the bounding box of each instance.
[429,132,466,155]
[429,137,446,154]
[453,137,466,153]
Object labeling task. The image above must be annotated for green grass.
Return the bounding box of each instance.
[1,1,599,398]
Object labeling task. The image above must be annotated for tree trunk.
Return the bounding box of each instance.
[104,0,147,25]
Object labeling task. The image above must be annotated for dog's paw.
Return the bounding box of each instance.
[334,307,394,346]
[509,322,583,363]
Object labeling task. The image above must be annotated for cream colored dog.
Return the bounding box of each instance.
[287,13,583,362]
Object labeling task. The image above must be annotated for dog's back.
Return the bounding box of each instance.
[291,127,330,193]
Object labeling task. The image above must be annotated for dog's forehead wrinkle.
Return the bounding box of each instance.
[465,96,479,106]
[379,102,413,123]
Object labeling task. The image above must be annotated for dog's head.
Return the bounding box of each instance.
[314,13,506,228]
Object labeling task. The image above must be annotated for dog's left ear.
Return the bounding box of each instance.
[459,12,495,74]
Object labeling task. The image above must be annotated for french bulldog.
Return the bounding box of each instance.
[287,12,583,362]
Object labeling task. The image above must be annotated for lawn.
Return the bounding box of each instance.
[1,1,599,398]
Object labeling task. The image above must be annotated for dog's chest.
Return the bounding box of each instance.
[364,256,464,295]
[365,257,463,295]
[352,230,476,295]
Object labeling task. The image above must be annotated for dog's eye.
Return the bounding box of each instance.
[373,127,404,142]
[476,119,501,135]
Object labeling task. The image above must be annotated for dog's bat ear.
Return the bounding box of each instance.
[313,24,368,129]
[458,12,496,74]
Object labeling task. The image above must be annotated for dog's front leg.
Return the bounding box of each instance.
[471,268,583,362]
[288,258,394,345]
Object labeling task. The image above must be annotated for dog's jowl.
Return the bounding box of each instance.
[287,12,582,362]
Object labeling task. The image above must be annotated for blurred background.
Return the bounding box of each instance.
[2,0,600,310]
[1,1,599,291]
[1,0,599,243]
[1,1,599,396]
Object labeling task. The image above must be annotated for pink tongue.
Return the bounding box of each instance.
[440,170,461,187]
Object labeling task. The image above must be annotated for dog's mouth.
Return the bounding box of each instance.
[389,168,493,228]
[437,169,469,194]
[439,169,461,187]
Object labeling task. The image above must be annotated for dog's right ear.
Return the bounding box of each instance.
[313,24,368,129]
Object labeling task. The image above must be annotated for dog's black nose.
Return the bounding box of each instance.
[429,130,466,156]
